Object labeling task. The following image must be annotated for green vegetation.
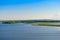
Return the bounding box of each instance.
[1,20,60,27]
[2,21,18,24]
[32,23,60,26]
[2,21,38,24]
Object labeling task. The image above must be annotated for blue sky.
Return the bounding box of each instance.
[0,0,60,20]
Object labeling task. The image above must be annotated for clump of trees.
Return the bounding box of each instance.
[2,21,18,24]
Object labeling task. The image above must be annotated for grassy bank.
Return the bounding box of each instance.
[32,23,60,26]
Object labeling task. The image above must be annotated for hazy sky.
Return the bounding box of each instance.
[0,0,60,20]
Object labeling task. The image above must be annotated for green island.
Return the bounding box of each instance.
[1,20,60,26]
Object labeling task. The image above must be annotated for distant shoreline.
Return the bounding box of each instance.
[0,20,60,24]
[0,20,60,27]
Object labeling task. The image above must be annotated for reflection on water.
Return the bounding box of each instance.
[0,24,60,40]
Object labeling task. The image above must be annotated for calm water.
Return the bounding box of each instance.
[0,24,60,40]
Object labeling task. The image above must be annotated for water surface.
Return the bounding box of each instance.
[0,24,60,40]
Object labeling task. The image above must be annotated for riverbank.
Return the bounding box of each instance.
[1,20,60,27]
[32,23,60,26]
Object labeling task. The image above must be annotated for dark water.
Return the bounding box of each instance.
[0,24,60,40]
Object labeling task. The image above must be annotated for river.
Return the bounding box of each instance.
[0,24,60,40]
